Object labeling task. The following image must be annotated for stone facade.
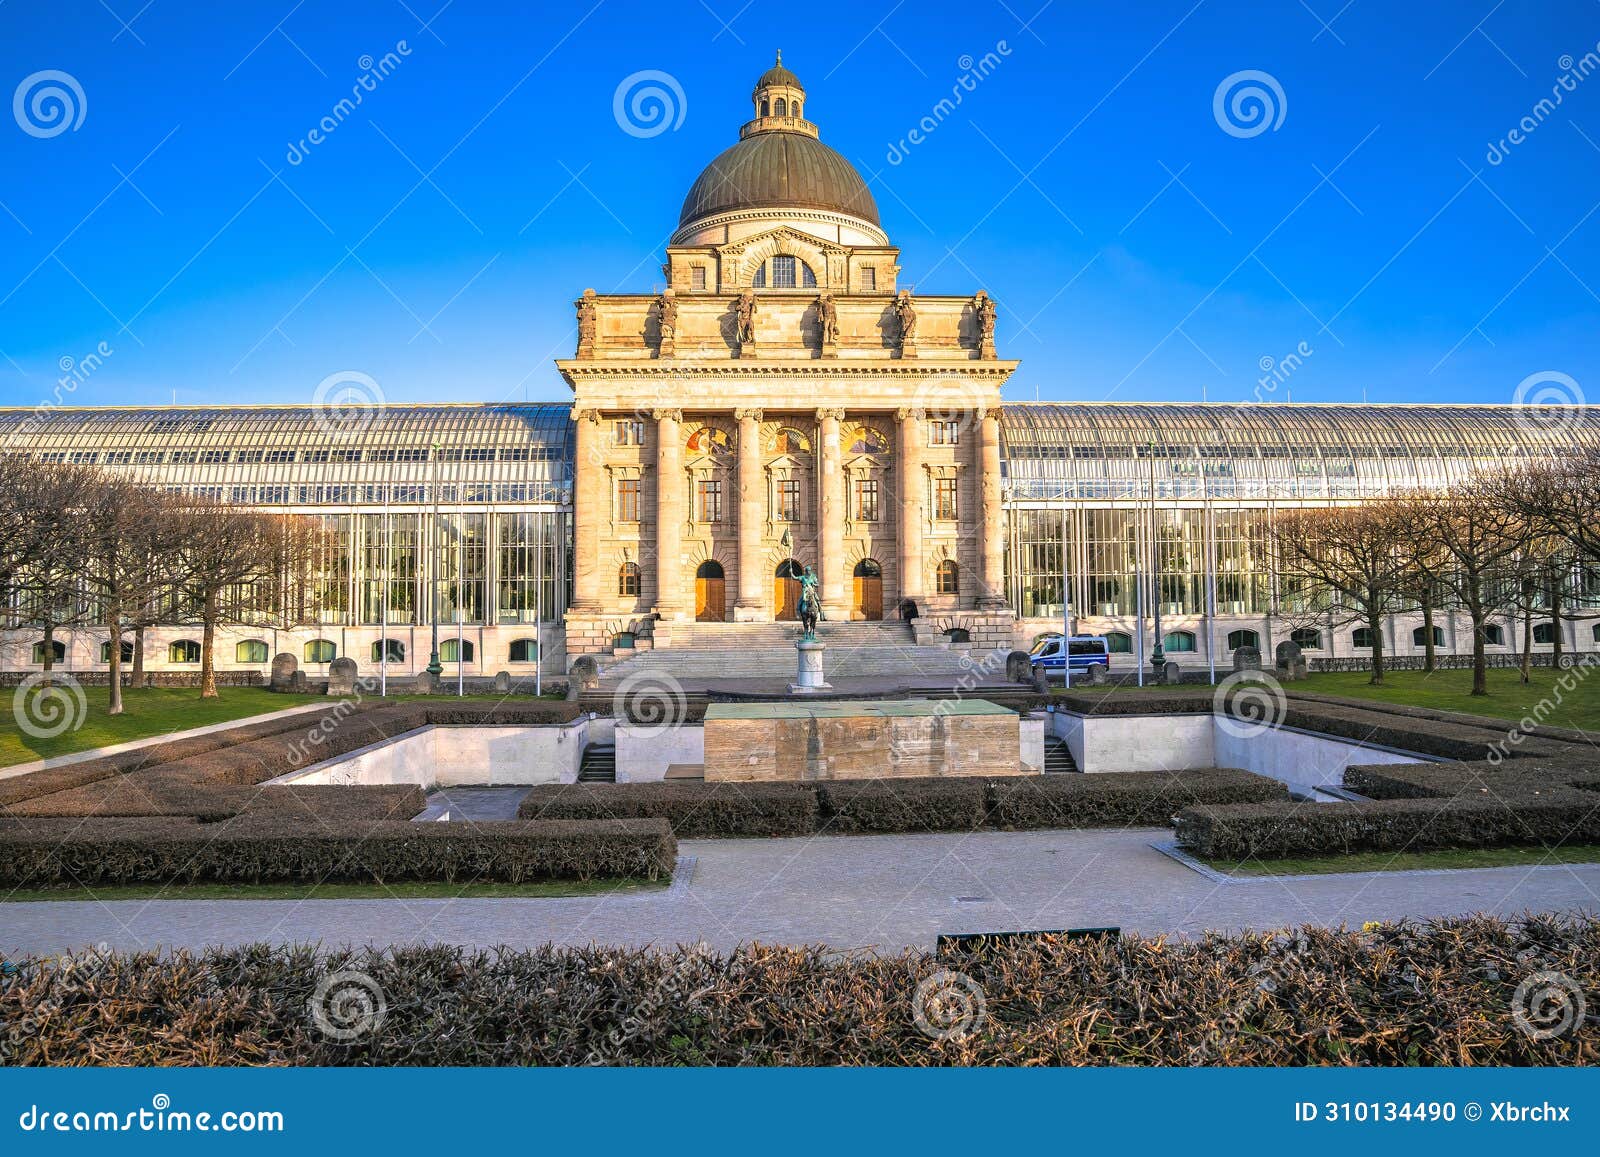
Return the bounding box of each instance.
[562,57,1016,654]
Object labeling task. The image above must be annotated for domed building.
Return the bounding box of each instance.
[1,55,1597,684]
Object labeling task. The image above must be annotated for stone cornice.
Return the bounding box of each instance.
[560,360,1019,383]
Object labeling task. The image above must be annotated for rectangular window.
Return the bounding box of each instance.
[616,478,639,522]
[860,266,876,292]
[690,266,706,291]
[855,478,879,521]
[697,479,723,523]
[928,420,960,447]
[772,255,797,288]
[776,478,800,521]
[614,420,645,447]
[934,477,958,520]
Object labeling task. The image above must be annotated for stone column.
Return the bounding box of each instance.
[570,408,602,611]
[896,408,925,610]
[653,409,685,619]
[816,408,846,618]
[734,408,766,619]
[975,408,1008,610]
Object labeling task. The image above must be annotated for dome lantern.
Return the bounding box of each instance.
[743,50,815,140]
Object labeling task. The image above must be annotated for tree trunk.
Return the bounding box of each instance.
[105,602,123,715]
[1368,609,1385,686]
[1421,593,1437,672]
[1548,564,1565,668]
[1471,606,1488,696]
[131,624,145,685]
[1520,604,1532,684]
[200,590,218,698]
[41,619,55,686]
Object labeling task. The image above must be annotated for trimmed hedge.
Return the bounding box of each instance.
[2,914,1593,1065]
[817,776,989,833]
[1176,758,1600,860]
[521,769,1290,838]
[519,781,818,838]
[991,768,1286,830]
[0,816,675,888]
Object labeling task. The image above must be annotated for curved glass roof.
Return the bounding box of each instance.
[998,403,1600,501]
[0,404,575,506]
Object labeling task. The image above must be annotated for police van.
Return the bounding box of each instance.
[1028,634,1112,681]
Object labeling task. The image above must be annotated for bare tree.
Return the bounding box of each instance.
[169,503,281,698]
[1270,502,1410,685]
[79,481,183,714]
[4,462,98,679]
[1405,480,1533,696]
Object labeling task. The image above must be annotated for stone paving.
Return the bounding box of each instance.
[4,827,1597,959]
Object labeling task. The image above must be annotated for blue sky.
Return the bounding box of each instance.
[1,0,1598,410]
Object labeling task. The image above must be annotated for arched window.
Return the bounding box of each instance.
[686,426,733,457]
[1351,627,1375,649]
[1533,622,1557,645]
[619,562,641,596]
[848,426,890,455]
[509,638,539,663]
[1226,629,1260,651]
[791,102,800,118]
[1290,628,1322,651]
[935,559,959,595]
[169,640,201,664]
[1411,625,1444,647]
[1593,623,1600,643]
[235,640,269,664]
[440,638,474,663]
[372,639,405,664]
[852,558,882,578]
[753,255,817,289]
[1483,624,1506,646]
[1105,632,1133,654]
[1163,630,1196,653]
[760,98,769,116]
[774,97,787,116]
[99,640,134,664]
[944,627,971,643]
[774,427,811,454]
[32,640,66,664]
[304,639,336,664]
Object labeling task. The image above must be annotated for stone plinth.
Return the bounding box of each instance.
[702,698,1022,781]
[788,639,831,694]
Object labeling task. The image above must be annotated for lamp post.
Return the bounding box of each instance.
[426,441,443,680]
[1148,441,1165,677]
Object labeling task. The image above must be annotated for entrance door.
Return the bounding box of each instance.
[852,558,883,620]
[695,560,726,622]
[774,559,802,621]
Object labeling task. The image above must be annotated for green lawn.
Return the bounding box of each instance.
[1206,843,1600,877]
[1298,667,1599,731]
[1,877,666,903]
[0,685,324,767]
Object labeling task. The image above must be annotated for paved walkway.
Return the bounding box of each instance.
[4,828,1598,959]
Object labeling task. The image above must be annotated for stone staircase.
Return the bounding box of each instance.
[597,620,999,685]
[1043,735,1079,774]
[577,742,617,783]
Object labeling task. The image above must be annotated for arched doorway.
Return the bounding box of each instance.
[774,559,803,621]
[853,558,883,620]
[695,560,726,622]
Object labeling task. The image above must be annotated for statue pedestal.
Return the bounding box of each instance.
[788,639,831,694]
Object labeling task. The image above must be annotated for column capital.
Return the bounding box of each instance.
[651,408,683,423]
[572,406,603,423]
[895,407,925,423]
[815,407,846,422]
[734,407,764,423]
